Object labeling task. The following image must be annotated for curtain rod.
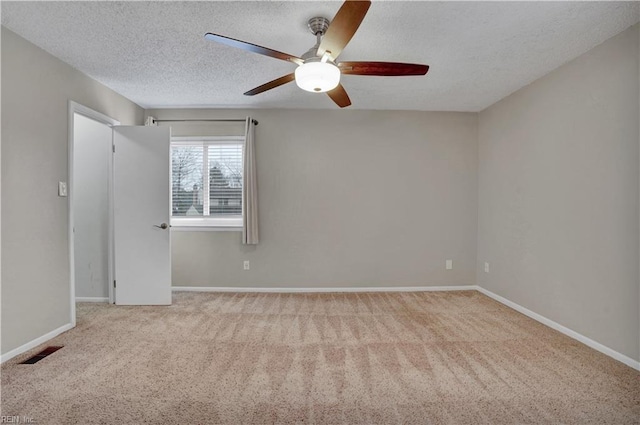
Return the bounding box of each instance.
[152,118,258,125]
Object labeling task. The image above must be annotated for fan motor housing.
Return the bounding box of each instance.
[302,17,332,60]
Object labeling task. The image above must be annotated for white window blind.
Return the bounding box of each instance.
[171,137,244,227]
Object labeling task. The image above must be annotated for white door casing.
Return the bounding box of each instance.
[113,126,172,305]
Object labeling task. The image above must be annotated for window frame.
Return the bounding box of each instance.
[170,136,244,231]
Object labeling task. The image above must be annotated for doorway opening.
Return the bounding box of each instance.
[68,102,119,325]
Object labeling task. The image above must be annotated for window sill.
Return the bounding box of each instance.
[171,217,242,232]
[171,226,242,232]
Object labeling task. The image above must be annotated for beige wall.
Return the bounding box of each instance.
[477,24,640,361]
[147,109,478,288]
[1,28,144,355]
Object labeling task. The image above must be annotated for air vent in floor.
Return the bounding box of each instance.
[20,346,63,364]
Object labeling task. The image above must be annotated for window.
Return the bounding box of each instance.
[171,137,244,228]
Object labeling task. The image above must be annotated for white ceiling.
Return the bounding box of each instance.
[2,1,638,111]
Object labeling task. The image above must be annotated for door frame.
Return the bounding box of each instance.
[68,101,120,326]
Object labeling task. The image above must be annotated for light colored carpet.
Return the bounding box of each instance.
[1,291,638,424]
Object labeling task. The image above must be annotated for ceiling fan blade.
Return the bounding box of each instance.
[318,0,371,61]
[327,84,351,108]
[244,73,296,96]
[205,33,303,65]
[339,62,429,76]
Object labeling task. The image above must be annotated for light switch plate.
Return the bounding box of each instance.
[484,262,490,273]
[58,182,67,197]
[446,260,453,270]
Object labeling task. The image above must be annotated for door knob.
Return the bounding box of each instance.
[154,223,169,229]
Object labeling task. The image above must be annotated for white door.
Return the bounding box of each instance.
[113,126,172,305]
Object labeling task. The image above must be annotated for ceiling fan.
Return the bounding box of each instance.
[204,0,429,108]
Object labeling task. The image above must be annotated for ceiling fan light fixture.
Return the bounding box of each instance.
[294,61,340,93]
[204,1,427,108]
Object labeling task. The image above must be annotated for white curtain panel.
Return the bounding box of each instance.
[242,117,259,244]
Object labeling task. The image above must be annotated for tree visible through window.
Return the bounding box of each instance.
[171,138,243,226]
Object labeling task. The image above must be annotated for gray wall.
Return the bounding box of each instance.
[1,28,144,355]
[147,109,478,288]
[477,24,639,361]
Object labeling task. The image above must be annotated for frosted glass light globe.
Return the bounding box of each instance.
[295,61,340,93]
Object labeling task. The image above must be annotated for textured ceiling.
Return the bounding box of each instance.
[2,1,638,111]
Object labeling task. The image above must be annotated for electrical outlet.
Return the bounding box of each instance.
[446,260,453,270]
[243,260,250,270]
[484,262,490,273]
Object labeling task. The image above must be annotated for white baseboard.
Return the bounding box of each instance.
[477,287,640,371]
[172,285,479,293]
[75,297,109,303]
[1,323,74,364]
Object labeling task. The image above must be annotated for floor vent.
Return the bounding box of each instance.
[20,346,63,364]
